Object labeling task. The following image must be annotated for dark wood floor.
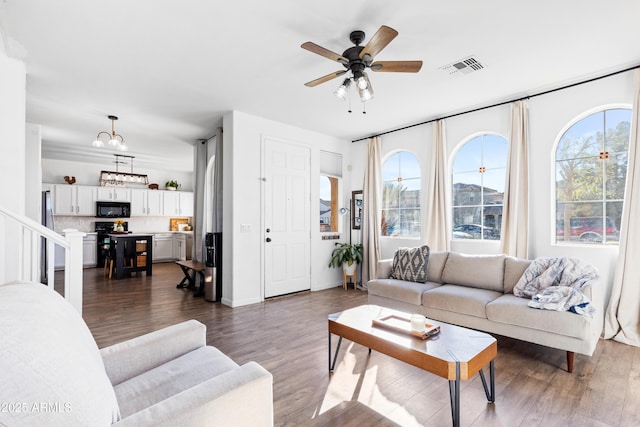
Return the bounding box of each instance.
[74,264,639,426]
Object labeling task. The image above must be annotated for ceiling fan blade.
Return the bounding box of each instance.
[301,42,349,64]
[304,70,347,87]
[359,25,398,61]
[370,61,423,73]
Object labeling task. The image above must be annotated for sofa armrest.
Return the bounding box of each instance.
[112,361,274,427]
[376,259,393,279]
[101,319,206,386]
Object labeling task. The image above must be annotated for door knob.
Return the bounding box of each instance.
[266,237,272,243]
[266,228,271,233]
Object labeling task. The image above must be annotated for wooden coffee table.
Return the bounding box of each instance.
[328,305,497,427]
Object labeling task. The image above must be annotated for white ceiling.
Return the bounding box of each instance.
[2,1,640,172]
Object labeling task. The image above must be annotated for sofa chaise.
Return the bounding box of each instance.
[0,281,273,427]
[367,250,604,373]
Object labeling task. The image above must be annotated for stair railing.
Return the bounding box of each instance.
[0,205,85,315]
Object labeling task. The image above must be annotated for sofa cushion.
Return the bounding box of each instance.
[114,345,239,418]
[0,282,120,427]
[441,252,506,292]
[422,284,503,319]
[390,245,430,283]
[486,294,591,339]
[368,279,440,305]
[377,259,393,279]
[426,251,449,284]
[504,257,532,294]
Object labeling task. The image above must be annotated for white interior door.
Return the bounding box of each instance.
[264,139,310,298]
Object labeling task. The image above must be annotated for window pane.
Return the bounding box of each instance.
[400,188,420,208]
[453,206,483,239]
[382,152,400,182]
[605,201,623,243]
[381,209,399,236]
[557,112,603,160]
[556,157,603,201]
[605,109,632,154]
[606,153,628,200]
[482,169,505,204]
[381,151,421,238]
[319,176,338,232]
[483,134,508,169]
[398,151,421,178]
[452,173,481,206]
[452,137,482,173]
[452,134,507,240]
[483,205,502,240]
[555,202,604,243]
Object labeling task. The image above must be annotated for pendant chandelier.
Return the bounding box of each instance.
[92,115,128,151]
[99,154,148,186]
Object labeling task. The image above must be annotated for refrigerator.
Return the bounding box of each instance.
[40,191,54,283]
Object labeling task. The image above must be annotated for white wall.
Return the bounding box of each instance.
[352,70,635,311]
[25,123,42,222]
[42,158,194,191]
[0,47,26,283]
[222,111,351,307]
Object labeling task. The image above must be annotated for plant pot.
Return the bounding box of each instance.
[343,262,357,276]
[166,187,177,191]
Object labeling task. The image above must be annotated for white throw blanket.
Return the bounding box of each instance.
[513,257,598,317]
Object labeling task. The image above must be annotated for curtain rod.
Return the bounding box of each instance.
[352,63,640,143]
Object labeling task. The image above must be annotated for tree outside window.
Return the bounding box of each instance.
[452,134,507,240]
[381,151,421,237]
[555,108,631,244]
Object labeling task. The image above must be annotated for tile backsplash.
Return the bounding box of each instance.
[52,216,191,233]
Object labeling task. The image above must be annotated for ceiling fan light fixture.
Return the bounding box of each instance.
[334,78,352,100]
[357,73,374,102]
[355,71,371,90]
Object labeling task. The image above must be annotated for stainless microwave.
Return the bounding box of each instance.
[96,201,131,218]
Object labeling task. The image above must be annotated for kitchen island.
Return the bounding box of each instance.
[109,234,153,279]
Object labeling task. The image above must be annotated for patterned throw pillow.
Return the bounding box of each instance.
[389,245,430,283]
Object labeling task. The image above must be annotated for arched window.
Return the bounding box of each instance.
[452,133,507,240]
[555,108,631,244]
[381,151,421,237]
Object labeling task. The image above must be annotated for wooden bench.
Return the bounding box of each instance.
[175,260,206,297]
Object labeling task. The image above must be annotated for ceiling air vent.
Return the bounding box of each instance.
[440,55,485,77]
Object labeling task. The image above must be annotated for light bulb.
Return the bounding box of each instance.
[92,138,104,147]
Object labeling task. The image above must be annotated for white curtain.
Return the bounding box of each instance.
[192,127,223,262]
[424,119,450,251]
[604,69,640,347]
[211,127,223,233]
[499,100,529,258]
[361,136,382,287]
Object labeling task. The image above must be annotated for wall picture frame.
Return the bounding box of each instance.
[352,190,363,230]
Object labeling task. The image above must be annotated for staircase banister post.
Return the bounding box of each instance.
[63,229,86,315]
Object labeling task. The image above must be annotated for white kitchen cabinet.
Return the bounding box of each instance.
[174,234,186,261]
[96,187,130,202]
[153,234,175,261]
[53,185,96,216]
[186,233,193,260]
[131,189,162,216]
[179,192,194,217]
[83,234,97,267]
[162,191,194,217]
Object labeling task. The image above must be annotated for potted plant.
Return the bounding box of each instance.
[165,180,179,191]
[329,242,363,275]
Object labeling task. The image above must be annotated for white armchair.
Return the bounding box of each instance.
[0,282,273,427]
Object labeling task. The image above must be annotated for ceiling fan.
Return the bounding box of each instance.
[301,25,422,102]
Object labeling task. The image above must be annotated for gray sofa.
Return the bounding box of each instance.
[367,251,604,372]
[0,281,273,427]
